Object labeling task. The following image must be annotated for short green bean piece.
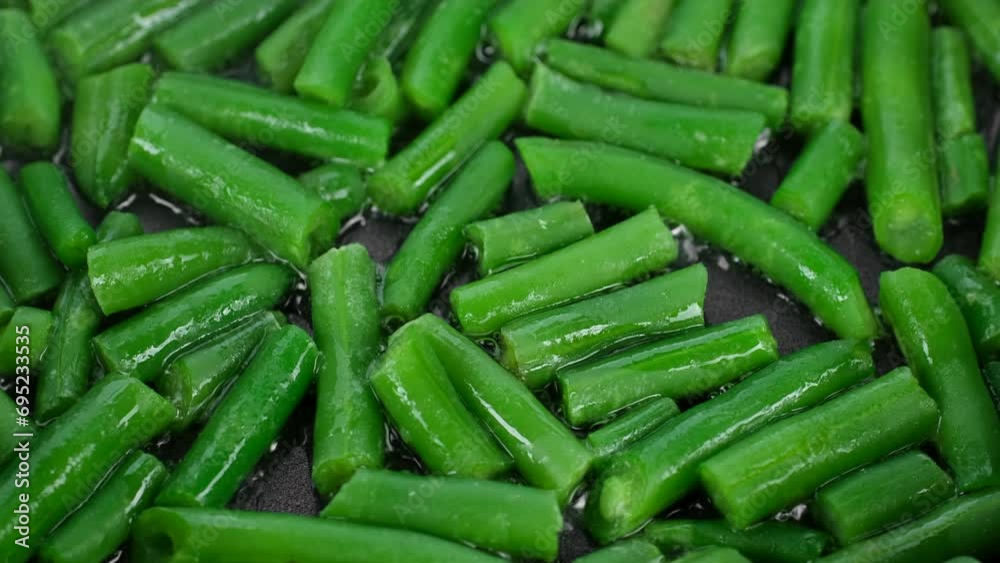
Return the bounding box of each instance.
[94,211,144,242]
[770,121,865,231]
[939,134,990,216]
[575,540,666,563]
[881,267,1000,492]
[587,340,874,542]
[645,520,830,563]
[0,9,61,151]
[931,27,977,141]
[939,0,1000,82]
[298,162,366,222]
[517,138,879,341]
[789,0,858,133]
[591,0,625,23]
[382,142,513,324]
[19,162,96,269]
[0,165,63,307]
[0,289,12,327]
[0,391,25,467]
[466,201,595,277]
[724,0,796,82]
[156,326,317,508]
[309,245,385,494]
[658,0,733,70]
[604,0,676,59]
[323,470,562,561]
[543,39,788,128]
[352,56,407,123]
[501,264,707,389]
[0,307,52,374]
[131,507,506,563]
[254,0,335,93]
[933,254,1000,359]
[153,0,297,72]
[93,264,293,382]
[452,208,677,336]
[370,0,437,62]
[987,363,1000,411]
[982,175,1000,280]
[27,0,87,28]
[38,452,168,563]
[559,315,778,426]
[586,398,681,462]
[488,0,586,74]
[0,377,175,563]
[525,65,766,175]
[87,226,260,315]
[368,62,527,215]
[674,547,751,563]
[128,105,335,268]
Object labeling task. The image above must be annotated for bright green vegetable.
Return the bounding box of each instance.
[0,9,61,151]
[939,134,990,216]
[931,27,977,141]
[724,0,796,81]
[27,0,88,28]
[933,254,1000,359]
[254,0,335,93]
[982,174,1000,280]
[789,0,858,133]
[0,391,26,467]
[604,0,676,59]
[658,0,734,71]
[488,0,587,74]
[0,307,52,374]
[645,519,830,563]
[0,168,63,307]
[298,162,366,222]
[0,289,12,332]
[575,540,665,563]
[94,211,144,241]
[590,0,625,24]
[987,362,1000,411]
[370,0,437,62]
[19,162,96,269]
[586,398,681,461]
[673,548,751,563]
[351,56,407,123]
[939,0,1000,82]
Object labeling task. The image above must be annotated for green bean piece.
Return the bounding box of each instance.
[154,72,391,166]
[153,0,297,72]
[524,65,766,176]
[87,226,260,315]
[0,307,52,374]
[575,540,666,563]
[371,325,512,479]
[93,264,293,382]
[19,162,95,270]
[658,0,734,70]
[818,489,1000,562]
[0,377,175,563]
[368,62,526,215]
[543,39,788,127]
[352,56,407,123]
[131,507,507,563]
[0,391,28,467]
[0,289,12,329]
[298,162,366,222]
[466,201,595,277]
[518,138,879,341]
[987,362,1000,411]
[604,0,676,59]
[586,398,681,462]
[770,121,865,231]
[411,314,594,501]
[591,0,625,24]
[128,106,335,268]
[402,0,496,118]
[939,134,990,216]
[724,0,796,82]
[587,340,873,542]
[880,267,1000,492]
[982,173,1000,280]
[939,0,1000,82]
[370,0,437,62]
[156,311,284,431]
[38,452,168,563]
[559,315,778,426]
[452,208,677,336]
[94,211,144,242]
[645,519,830,563]
[501,264,708,389]
[789,0,858,133]
[931,27,977,141]
[49,0,203,82]
[156,326,317,508]
[254,0,335,93]
[382,142,513,324]
[309,245,385,495]
[944,558,982,563]
[814,451,956,545]
[673,547,751,563]
[294,0,394,106]
[488,0,586,74]
[323,469,562,561]
[27,0,88,28]
[0,9,60,151]
[934,255,1000,359]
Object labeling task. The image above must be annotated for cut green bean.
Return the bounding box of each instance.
[488,0,587,74]
[95,211,144,242]
[939,0,1000,82]
[673,547,750,563]
[586,398,681,462]
[351,56,407,123]
[19,162,96,269]
[128,105,335,267]
[0,307,52,374]
[939,134,990,216]
[87,226,260,315]
[0,391,26,467]
[0,9,61,151]
[770,121,864,231]
[156,311,284,431]
[590,0,625,24]
[154,72,391,166]
[368,62,526,215]
[982,175,1000,280]
[932,27,977,141]
[298,162,366,222]
[370,0,437,62]
[543,39,788,127]
[411,314,594,501]
[587,340,873,542]
[0,289,12,332]
[323,469,562,561]
[382,142,513,324]
[153,0,297,72]
[27,0,88,28]
[575,540,666,563]
[309,245,385,494]
[604,0,676,59]
[789,0,858,133]
[156,325,317,508]
[501,264,708,389]
[658,0,734,71]
[987,362,1000,411]
[38,452,168,563]
[452,208,677,336]
[131,507,507,563]
[0,377,175,563]
[254,0,335,93]
[371,325,512,479]
[93,264,292,382]
[71,63,155,209]
[559,314,778,426]
[724,0,796,82]
[525,64,766,175]
[881,267,1000,492]
[402,0,496,118]
[645,519,830,563]
[466,201,595,277]
[517,138,879,341]
[934,254,1000,360]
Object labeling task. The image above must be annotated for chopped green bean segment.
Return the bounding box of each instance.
[95,211,144,242]
[0,307,52,374]
[933,254,1000,360]
[370,0,437,62]
[673,548,751,563]
[982,173,1000,280]
[489,0,586,74]
[658,0,734,70]
[586,398,681,461]
[298,163,366,222]
[939,0,1000,82]
[575,540,666,563]
[987,362,1000,411]
[254,0,335,93]
[352,56,407,123]
[27,0,88,28]
[604,0,676,59]
[590,0,625,24]
[939,134,990,216]
[645,519,830,563]
[0,9,61,151]
[931,27,977,141]
[19,162,96,269]
[0,289,12,327]
[0,391,27,467]
[789,0,858,133]
[724,0,796,82]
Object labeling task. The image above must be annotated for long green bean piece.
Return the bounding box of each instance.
[0,169,63,304]
[0,9,61,151]
[724,0,796,82]
[931,27,977,141]
[933,254,1000,359]
[645,519,830,563]
[586,398,681,462]
[19,162,96,270]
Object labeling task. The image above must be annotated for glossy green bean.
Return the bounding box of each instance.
[590,0,625,23]
[604,0,676,59]
[0,288,12,327]
[382,142,513,324]
[517,138,879,341]
[298,162,366,222]
[501,264,707,389]
[488,0,587,74]
[658,0,734,70]
[981,172,1000,280]
[789,0,858,133]
[308,245,385,494]
[673,547,750,563]
[94,211,144,242]
[939,134,990,216]
[0,9,61,151]
[0,307,52,374]
[880,267,1000,492]
[0,390,25,467]
[939,0,1000,82]
[987,362,1000,411]
[933,254,1000,359]
[19,162,96,269]
[931,27,977,141]
[156,326,317,508]
[352,56,407,123]
[254,0,335,93]
[645,519,830,563]
[0,170,63,307]
[586,398,681,462]
[27,0,88,28]
[724,0,796,82]
[575,540,665,563]
[370,0,436,62]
